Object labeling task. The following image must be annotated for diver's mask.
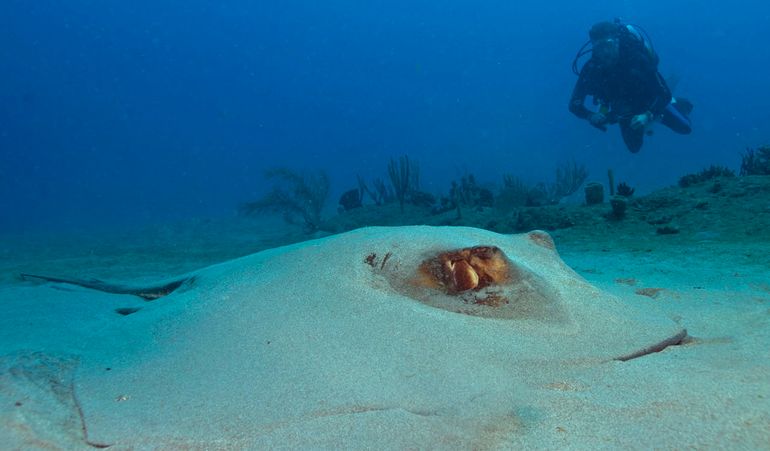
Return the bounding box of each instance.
[592,37,619,67]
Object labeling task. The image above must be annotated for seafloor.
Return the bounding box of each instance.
[1,174,769,448]
[4,175,769,282]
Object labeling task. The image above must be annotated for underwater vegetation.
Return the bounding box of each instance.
[338,187,363,212]
[239,168,330,232]
[740,145,770,176]
[552,159,590,202]
[678,165,735,188]
[425,174,494,220]
[387,155,421,213]
[356,175,394,207]
[243,142,770,239]
[247,156,591,234]
[339,155,424,213]
[447,174,494,219]
[360,155,436,211]
[496,160,588,211]
[604,172,635,221]
[616,182,635,197]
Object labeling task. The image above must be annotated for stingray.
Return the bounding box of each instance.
[6,226,686,448]
[20,273,186,301]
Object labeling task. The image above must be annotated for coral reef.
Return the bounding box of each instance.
[239,168,330,232]
[496,174,532,210]
[584,182,604,205]
[497,160,588,211]
[338,189,363,212]
[446,174,494,219]
[551,160,589,202]
[608,169,616,196]
[616,182,635,197]
[609,195,628,219]
[388,155,419,212]
[357,175,393,206]
[678,165,735,188]
[242,140,770,242]
[454,175,493,208]
[740,145,770,175]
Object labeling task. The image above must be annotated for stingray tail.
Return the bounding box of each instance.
[20,273,189,300]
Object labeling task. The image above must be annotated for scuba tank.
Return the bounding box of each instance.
[622,21,659,67]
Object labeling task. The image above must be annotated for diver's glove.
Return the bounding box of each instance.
[630,111,653,130]
[589,112,608,131]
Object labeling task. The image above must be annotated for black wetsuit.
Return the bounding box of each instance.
[569,32,690,152]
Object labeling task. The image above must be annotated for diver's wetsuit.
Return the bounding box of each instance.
[569,31,691,153]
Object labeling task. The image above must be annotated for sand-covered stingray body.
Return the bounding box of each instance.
[5,226,686,449]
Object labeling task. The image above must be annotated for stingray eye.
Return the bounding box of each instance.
[470,246,496,260]
[451,260,479,292]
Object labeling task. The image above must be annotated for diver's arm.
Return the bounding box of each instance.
[570,68,609,130]
[568,70,593,119]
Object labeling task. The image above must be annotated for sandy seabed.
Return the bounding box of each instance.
[0,211,768,449]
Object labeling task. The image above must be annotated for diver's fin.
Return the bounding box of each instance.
[20,273,189,300]
[673,97,693,115]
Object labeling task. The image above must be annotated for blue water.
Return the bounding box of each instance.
[1,0,768,232]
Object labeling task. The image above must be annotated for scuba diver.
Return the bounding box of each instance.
[569,19,693,153]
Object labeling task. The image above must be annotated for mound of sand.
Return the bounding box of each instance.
[2,226,690,448]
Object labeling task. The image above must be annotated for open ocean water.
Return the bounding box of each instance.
[1,0,768,233]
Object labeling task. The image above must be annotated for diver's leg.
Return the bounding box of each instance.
[661,101,692,134]
[619,119,644,153]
